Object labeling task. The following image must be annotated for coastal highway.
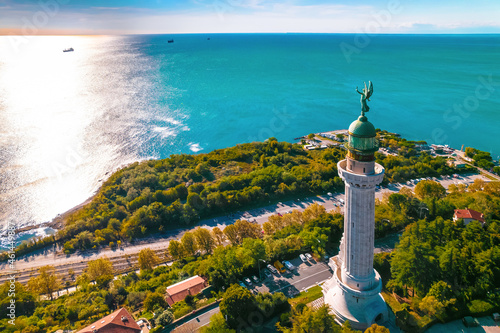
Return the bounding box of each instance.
[0,173,491,285]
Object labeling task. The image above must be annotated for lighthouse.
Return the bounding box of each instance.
[322,82,388,330]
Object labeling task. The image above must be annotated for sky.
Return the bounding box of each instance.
[1,0,500,35]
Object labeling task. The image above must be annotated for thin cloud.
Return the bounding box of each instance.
[0,1,500,34]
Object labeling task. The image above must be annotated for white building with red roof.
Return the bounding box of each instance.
[453,208,485,225]
[165,275,207,306]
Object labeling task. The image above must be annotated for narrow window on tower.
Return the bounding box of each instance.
[363,168,365,173]
[352,222,354,228]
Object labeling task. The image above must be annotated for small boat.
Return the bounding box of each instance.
[63,48,74,52]
[167,39,174,43]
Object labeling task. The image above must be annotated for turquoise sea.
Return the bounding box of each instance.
[0,34,499,247]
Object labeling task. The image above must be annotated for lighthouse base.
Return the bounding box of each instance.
[322,256,388,330]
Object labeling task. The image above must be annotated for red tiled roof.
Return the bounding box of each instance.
[77,308,141,333]
[454,209,485,223]
[165,275,207,306]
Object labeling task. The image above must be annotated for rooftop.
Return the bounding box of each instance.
[166,275,206,295]
[76,308,141,333]
[165,275,207,306]
[454,209,485,223]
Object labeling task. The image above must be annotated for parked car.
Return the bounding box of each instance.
[305,253,313,261]
[267,264,279,274]
[263,269,273,279]
[299,254,307,262]
[252,275,259,283]
[462,316,479,327]
[238,281,246,288]
[283,260,295,271]
[274,261,286,274]
[244,277,252,286]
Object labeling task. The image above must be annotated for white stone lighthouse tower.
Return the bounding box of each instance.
[323,82,388,330]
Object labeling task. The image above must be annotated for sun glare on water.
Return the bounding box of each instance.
[0,36,144,227]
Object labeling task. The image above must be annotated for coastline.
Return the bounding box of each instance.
[9,194,97,235]
[9,160,139,237]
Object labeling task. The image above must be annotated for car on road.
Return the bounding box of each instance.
[244,277,253,286]
[283,260,295,271]
[299,254,307,262]
[305,253,313,261]
[267,264,279,275]
[263,269,273,279]
[252,275,259,283]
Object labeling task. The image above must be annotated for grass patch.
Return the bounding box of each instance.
[289,285,323,307]
[381,291,403,312]
[482,173,499,181]
[139,311,154,321]
[411,311,434,328]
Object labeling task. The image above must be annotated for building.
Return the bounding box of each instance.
[453,208,485,225]
[77,308,142,333]
[165,275,207,306]
[447,159,465,168]
[322,84,388,330]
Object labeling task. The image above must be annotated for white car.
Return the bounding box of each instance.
[305,253,313,261]
[267,264,278,274]
[299,254,307,262]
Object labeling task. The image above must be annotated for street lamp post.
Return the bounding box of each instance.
[419,207,429,219]
[258,259,266,279]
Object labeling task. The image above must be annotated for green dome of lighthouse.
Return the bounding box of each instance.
[346,115,378,161]
[348,115,376,138]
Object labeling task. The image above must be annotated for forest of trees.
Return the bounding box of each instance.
[3,132,497,332]
[8,133,464,259]
[0,204,343,333]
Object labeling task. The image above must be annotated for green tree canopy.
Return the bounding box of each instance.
[414,180,446,200]
[219,284,257,329]
[27,265,61,301]
[144,292,167,312]
[138,248,160,271]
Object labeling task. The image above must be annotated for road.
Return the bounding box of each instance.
[425,315,500,333]
[0,194,346,275]
[170,306,220,332]
[1,171,491,282]
[251,257,332,297]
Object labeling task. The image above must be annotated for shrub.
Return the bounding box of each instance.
[468,300,495,316]
[155,309,174,327]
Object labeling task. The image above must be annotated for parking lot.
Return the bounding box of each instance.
[241,256,332,298]
[425,315,500,333]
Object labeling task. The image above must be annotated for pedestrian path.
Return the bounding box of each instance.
[310,296,324,310]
